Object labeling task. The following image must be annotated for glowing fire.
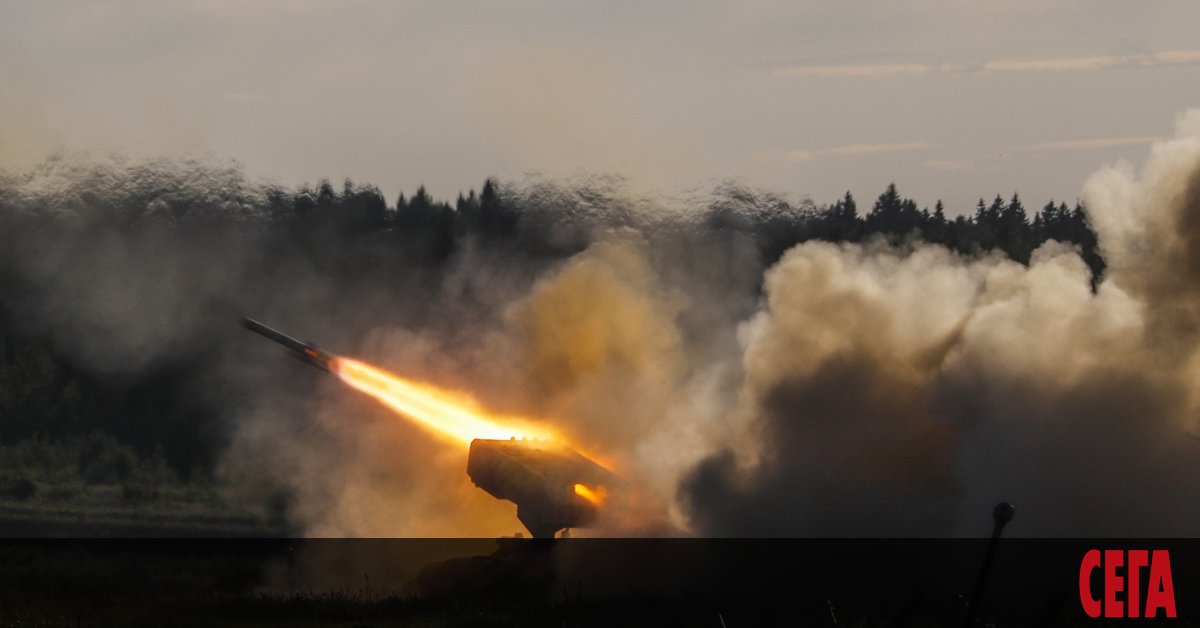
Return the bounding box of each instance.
[573,483,607,506]
[331,357,557,445]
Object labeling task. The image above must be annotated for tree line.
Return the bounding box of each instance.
[0,172,1106,484]
[286,178,1104,278]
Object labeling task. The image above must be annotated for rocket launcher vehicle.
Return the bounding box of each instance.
[468,438,624,538]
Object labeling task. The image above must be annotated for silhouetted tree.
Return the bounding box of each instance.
[824,191,861,241]
[996,193,1031,262]
[456,189,481,236]
[479,178,517,237]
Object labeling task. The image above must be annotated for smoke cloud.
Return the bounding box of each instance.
[680,110,1200,536]
[3,111,1200,536]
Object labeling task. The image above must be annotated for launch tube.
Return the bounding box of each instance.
[241,318,335,373]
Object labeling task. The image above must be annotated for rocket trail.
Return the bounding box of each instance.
[239,318,555,444]
[331,356,557,444]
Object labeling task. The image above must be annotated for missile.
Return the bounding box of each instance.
[241,318,335,373]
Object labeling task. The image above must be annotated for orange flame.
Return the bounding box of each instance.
[331,357,557,445]
[573,483,607,506]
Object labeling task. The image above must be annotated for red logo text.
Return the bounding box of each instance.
[1079,549,1176,618]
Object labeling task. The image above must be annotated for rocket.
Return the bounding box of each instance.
[241,318,335,373]
[241,317,624,538]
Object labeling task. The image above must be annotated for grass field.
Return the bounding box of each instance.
[0,486,285,537]
[0,435,289,537]
[0,437,1102,626]
[0,540,782,628]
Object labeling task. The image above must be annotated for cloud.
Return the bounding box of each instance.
[774,49,1200,79]
[782,150,814,162]
[1155,50,1200,65]
[783,142,937,163]
[789,136,1159,172]
[1026,137,1162,151]
[984,55,1125,73]
[825,142,937,156]
[926,159,973,172]
[985,50,1200,73]
[774,63,965,78]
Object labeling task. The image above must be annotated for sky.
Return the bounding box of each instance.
[1,0,1198,213]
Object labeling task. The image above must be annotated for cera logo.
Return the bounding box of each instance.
[1079,549,1177,619]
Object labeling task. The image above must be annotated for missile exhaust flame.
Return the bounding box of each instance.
[241,318,558,446]
[573,483,607,506]
[330,357,557,445]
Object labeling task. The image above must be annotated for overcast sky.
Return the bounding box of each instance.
[2,1,1198,212]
